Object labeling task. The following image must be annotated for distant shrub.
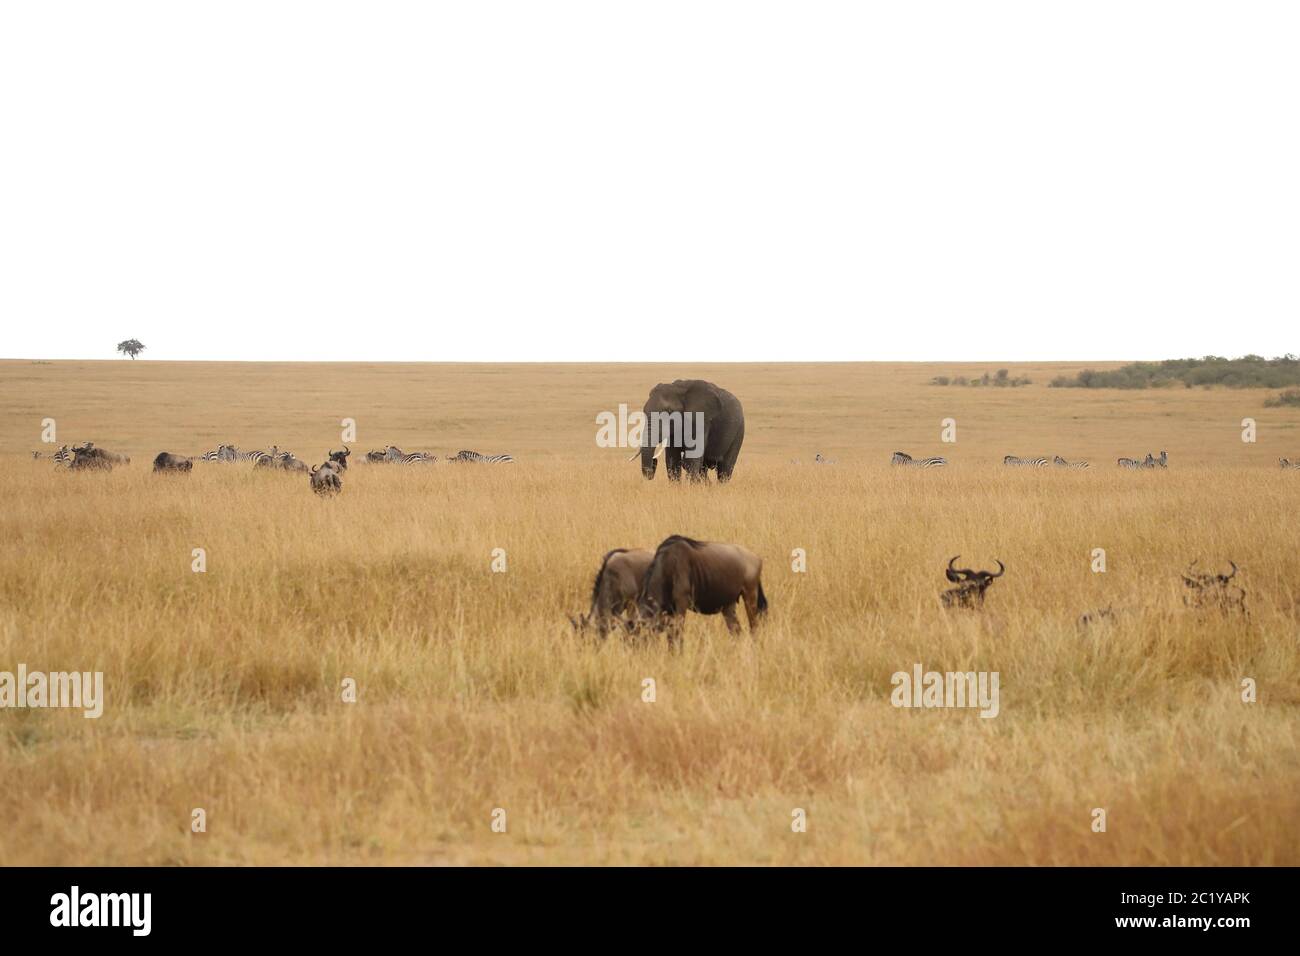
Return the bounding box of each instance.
[1050,354,1300,389]
[1264,388,1300,408]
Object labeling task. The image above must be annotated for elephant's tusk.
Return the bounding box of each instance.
[628,442,666,462]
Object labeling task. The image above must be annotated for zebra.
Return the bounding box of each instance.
[1117,456,1143,469]
[400,451,437,464]
[201,444,251,462]
[1281,458,1300,469]
[891,451,946,468]
[1142,451,1168,469]
[449,450,515,463]
[1053,455,1090,469]
[35,445,73,464]
[232,445,278,465]
[1003,455,1048,467]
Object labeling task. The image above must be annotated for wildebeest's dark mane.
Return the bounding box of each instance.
[590,548,630,611]
[655,534,706,552]
[639,536,708,614]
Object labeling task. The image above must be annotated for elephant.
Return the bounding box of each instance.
[636,379,745,483]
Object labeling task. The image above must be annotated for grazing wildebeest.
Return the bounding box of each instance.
[1182,560,1246,615]
[309,461,343,496]
[152,452,193,473]
[256,451,308,473]
[636,535,767,646]
[569,548,654,639]
[72,442,130,466]
[940,556,1005,609]
[68,447,113,471]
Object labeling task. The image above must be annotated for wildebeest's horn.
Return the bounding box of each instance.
[1223,561,1238,581]
[989,560,1005,579]
[945,556,964,583]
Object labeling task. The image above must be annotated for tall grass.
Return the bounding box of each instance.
[1,360,1298,864]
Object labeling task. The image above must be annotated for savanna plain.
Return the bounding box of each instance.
[1,359,1298,865]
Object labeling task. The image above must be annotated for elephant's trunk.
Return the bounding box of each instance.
[641,439,658,480]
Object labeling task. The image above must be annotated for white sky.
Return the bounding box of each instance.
[1,2,1296,362]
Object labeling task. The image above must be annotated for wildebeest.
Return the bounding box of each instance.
[1077,606,1116,629]
[152,452,193,473]
[635,535,767,645]
[1182,560,1246,614]
[68,447,113,471]
[309,461,343,496]
[327,447,351,471]
[940,556,1005,609]
[569,548,655,639]
[71,442,130,467]
[256,451,308,473]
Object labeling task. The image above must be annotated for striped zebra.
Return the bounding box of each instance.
[200,444,250,462]
[1117,456,1143,469]
[218,444,278,464]
[1281,458,1300,470]
[449,450,515,463]
[891,451,946,468]
[35,445,73,464]
[400,451,437,464]
[1053,455,1090,469]
[1003,455,1048,467]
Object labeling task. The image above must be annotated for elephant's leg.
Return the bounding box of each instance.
[684,456,709,483]
[722,604,742,634]
[717,426,744,483]
[665,447,683,481]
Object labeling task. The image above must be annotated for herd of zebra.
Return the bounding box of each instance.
[889,450,1170,469]
[32,441,516,495]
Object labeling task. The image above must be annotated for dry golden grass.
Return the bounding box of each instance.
[1,359,1298,865]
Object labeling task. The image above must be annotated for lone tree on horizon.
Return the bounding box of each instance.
[116,338,146,360]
